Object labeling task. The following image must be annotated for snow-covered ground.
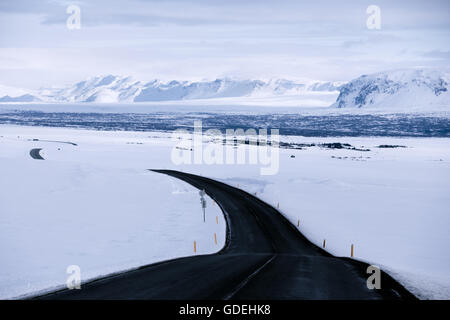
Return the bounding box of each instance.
[2,101,450,117]
[0,126,225,299]
[1,125,450,299]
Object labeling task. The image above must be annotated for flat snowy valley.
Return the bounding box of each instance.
[1,124,449,299]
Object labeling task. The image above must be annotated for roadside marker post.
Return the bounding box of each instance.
[277,202,279,209]
[214,233,217,245]
[297,219,300,227]
[194,241,197,253]
[351,244,354,257]
[216,216,218,224]
[323,239,326,248]
[199,189,207,222]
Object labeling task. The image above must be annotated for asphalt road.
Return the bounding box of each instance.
[34,169,416,300]
[29,148,44,160]
[28,139,77,146]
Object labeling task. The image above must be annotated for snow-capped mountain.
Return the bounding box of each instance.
[0,94,39,103]
[0,84,41,102]
[0,76,341,103]
[333,69,450,110]
[134,78,267,102]
[39,75,142,103]
[308,81,344,92]
[6,69,449,110]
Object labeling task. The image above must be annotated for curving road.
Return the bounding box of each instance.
[28,139,78,146]
[34,169,415,300]
[29,148,44,160]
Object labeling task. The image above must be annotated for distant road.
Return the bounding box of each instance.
[28,139,77,146]
[34,170,416,300]
[29,148,44,160]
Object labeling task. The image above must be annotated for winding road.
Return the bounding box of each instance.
[34,169,415,300]
[29,148,44,160]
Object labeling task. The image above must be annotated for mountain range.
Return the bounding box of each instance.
[0,69,449,110]
[0,77,342,103]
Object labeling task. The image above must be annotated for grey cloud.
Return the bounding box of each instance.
[342,33,402,49]
[423,50,450,60]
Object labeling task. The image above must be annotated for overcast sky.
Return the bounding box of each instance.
[0,0,449,89]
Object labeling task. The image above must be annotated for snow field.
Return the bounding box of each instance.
[0,127,225,299]
[1,125,450,299]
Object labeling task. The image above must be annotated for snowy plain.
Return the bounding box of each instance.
[0,124,449,299]
[2,100,450,116]
[0,126,225,299]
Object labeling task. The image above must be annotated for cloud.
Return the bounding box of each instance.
[342,33,402,49]
[423,50,450,60]
[0,0,449,88]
